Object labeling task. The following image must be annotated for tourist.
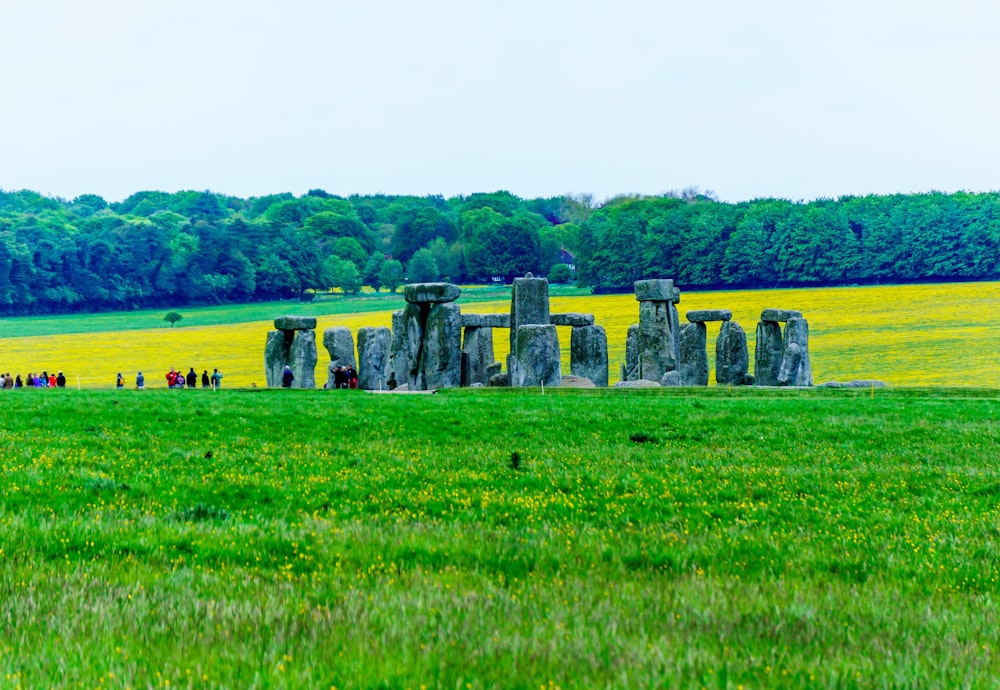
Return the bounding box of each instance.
[48,372,56,387]
[186,368,197,388]
[136,371,145,389]
[211,368,223,388]
[175,370,185,389]
[56,371,66,387]
[331,365,344,389]
[14,375,22,388]
[347,365,358,389]
[116,372,125,389]
[281,365,295,388]
[201,370,210,387]
[166,368,178,387]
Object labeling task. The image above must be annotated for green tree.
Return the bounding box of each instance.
[547,263,573,284]
[407,248,439,283]
[379,259,405,293]
[164,311,183,327]
[326,257,363,294]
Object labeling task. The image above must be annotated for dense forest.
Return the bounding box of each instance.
[1,187,998,315]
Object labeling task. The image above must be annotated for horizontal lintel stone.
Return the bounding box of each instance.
[403,283,462,304]
[461,313,511,328]
[550,312,595,327]
[760,308,803,322]
[274,315,317,330]
[686,309,732,323]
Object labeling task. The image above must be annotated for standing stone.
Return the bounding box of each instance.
[357,327,392,390]
[323,327,356,389]
[396,303,426,389]
[511,324,561,387]
[570,324,608,387]
[288,330,317,389]
[624,325,640,381]
[678,322,708,386]
[264,330,292,387]
[716,320,749,386]
[462,326,496,387]
[633,279,675,302]
[389,310,405,386]
[778,317,812,386]
[638,300,674,381]
[420,302,462,389]
[755,321,784,386]
[510,274,550,352]
[668,301,681,370]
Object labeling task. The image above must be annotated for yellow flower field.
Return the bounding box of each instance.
[1,282,997,388]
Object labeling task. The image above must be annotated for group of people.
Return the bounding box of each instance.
[327,364,358,389]
[1,371,67,389]
[115,367,223,389]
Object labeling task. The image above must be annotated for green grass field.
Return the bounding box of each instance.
[2,387,999,688]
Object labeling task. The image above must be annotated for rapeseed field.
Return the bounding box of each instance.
[1,282,997,388]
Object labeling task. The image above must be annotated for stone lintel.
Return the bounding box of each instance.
[760,308,803,322]
[403,282,462,304]
[274,315,317,330]
[550,312,595,327]
[685,309,732,323]
[461,313,511,328]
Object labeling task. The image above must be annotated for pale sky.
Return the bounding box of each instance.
[2,0,999,204]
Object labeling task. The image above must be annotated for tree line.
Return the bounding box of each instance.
[1,187,997,315]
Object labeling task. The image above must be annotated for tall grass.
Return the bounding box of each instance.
[1,387,999,688]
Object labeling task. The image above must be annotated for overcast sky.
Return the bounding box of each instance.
[2,0,998,204]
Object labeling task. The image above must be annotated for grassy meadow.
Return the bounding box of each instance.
[1,387,999,688]
[1,281,998,388]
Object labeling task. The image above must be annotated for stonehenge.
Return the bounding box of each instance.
[265,276,814,390]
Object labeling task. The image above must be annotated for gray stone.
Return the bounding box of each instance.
[550,312,594,327]
[613,379,661,389]
[510,275,550,351]
[743,373,755,386]
[419,302,462,389]
[488,372,509,387]
[357,327,392,390]
[638,300,675,382]
[570,324,608,387]
[760,309,803,323]
[686,309,732,323]
[561,375,596,388]
[818,379,887,388]
[388,311,406,388]
[678,322,708,386]
[322,327,356,389]
[673,287,681,304]
[460,313,511,329]
[264,330,291,387]
[288,329,317,389]
[403,282,461,304]
[668,301,681,370]
[634,279,675,302]
[778,317,812,386]
[511,324,561,387]
[461,326,496,387]
[624,325,640,381]
[716,320,749,386]
[485,362,502,381]
[754,321,783,386]
[274,315,317,331]
[397,303,426,389]
[660,370,682,386]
